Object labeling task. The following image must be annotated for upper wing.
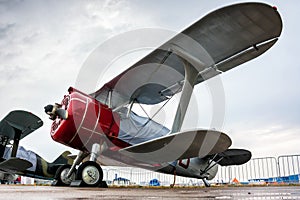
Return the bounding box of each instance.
[91,3,282,108]
[0,110,43,140]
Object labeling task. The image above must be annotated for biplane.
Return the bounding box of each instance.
[45,3,282,187]
[0,110,74,184]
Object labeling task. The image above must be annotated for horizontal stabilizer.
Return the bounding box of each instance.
[119,129,231,164]
[0,110,43,140]
[213,149,251,166]
[0,157,33,172]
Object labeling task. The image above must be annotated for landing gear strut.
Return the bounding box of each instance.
[170,168,176,188]
[202,178,211,187]
[64,143,107,187]
[200,154,224,187]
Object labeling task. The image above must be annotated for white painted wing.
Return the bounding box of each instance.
[92,3,282,108]
[119,129,231,164]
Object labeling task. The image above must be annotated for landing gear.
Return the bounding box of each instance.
[53,164,75,186]
[203,178,211,187]
[170,168,176,188]
[76,161,103,187]
[199,155,222,187]
[64,143,107,187]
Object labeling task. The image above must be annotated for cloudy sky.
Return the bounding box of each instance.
[0,0,299,162]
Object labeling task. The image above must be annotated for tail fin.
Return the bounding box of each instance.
[52,151,74,165]
[34,151,75,179]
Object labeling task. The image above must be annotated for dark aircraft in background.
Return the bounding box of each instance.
[0,110,74,185]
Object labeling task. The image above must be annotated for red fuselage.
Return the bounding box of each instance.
[49,87,218,180]
[50,87,129,153]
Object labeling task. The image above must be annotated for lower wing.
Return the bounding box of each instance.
[119,129,231,164]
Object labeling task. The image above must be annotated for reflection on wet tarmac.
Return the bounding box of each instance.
[0,185,299,199]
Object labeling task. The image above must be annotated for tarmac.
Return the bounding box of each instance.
[0,185,299,199]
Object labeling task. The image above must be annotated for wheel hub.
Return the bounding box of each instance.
[60,168,75,185]
[82,166,100,185]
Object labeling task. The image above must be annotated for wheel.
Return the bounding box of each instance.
[76,161,103,187]
[54,164,75,186]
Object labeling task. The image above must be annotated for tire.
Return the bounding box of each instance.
[54,164,75,186]
[76,161,103,187]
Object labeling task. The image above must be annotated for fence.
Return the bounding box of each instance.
[277,155,300,183]
[102,167,201,186]
[215,157,279,183]
[102,154,300,186]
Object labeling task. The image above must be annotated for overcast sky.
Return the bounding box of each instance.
[0,0,299,162]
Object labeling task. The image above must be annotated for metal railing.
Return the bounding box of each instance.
[102,154,300,185]
[277,155,300,183]
[215,157,279,183]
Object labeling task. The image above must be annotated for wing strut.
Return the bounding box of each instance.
[170,45,206,133]
[10,128,21,157]
[200,154,223,176]
[108,90,113,108]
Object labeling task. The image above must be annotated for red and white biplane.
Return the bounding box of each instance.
[45,3,282,187]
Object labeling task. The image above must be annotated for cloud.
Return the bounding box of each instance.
[0,23,15,38]
[0,65,28,85]
[0,0,160,160]
[225,120,300,157]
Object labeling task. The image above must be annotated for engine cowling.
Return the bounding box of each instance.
[50,87,124,152]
